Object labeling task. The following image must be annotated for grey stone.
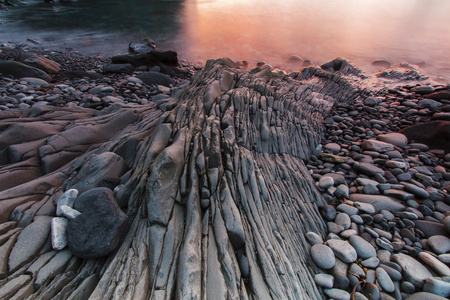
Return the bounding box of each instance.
[428,235,450,254]
[404,292,448,300]
[326,239,357,263]
[418,251,450,277]
[310,244,336,270]
[377,133,408,147]
[314,273,334,289]
[103,63,135,74]
[8,216,52,273]
[336,203,359,215]
[403,183,430,198]
[401,281,415,294]
[349,194,404,212]
[363,183,379,194]
[384,189,415,201]
[324,142,341,154]
[354,201,376,214]
[384,160,409,169]
[392,253,433,288]
[414,220,448,238]
[380,210,395,221]
[362,140,394,152]
[20,77,53,87]
[423,277,450,298]
[335,184,350,198]
[361,257,380,268]
[327,223,341,235]
[323,288,350,300]
[419,99,443,108]
[136,71,173,87]
[379,264,402,281]
[321,205,337,221]
[349,235,377,260]
[364,96,382,107]
[357,162,386,176]
[438,254,450,264]
[376,267,395,293]
[318,176,334,189]
[335,213,351,230]
[411,86,435,94]
[356,178,380,187]
[34,249,73,288]
[376,238,394,252]
[305,232,323,245]
[0,61,51,81]
[70,152,128,194]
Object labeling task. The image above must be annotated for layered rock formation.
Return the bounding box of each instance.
[0,58,366,299]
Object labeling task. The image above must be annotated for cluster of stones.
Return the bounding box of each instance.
[306,84,450,299]
[0,43,197,111]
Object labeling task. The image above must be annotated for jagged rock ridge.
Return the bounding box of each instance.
[0,58,367,299]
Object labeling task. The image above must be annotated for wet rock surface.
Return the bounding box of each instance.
[0,42,449,299]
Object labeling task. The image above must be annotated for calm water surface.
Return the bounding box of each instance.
[1,0,450,78]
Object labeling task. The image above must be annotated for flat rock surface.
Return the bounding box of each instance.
[392,253,433,288]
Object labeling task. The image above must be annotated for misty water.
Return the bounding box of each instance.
[1,0,450,80]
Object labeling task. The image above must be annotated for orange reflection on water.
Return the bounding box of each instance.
[181,0,450,75]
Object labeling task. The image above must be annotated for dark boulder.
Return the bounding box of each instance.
[103,63,135,74]
[60,70,102,80]
[69,152,129,194]
[427,90,450,101]
[136,71,173,87]
[399,121,450,153]
[67,189,129,259]
[0,61,51,81]
[128,38,156,54]
[111,50,178,67]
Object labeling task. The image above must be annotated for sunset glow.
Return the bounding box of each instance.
[182,0,450,72]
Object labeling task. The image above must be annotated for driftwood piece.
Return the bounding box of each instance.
[0,58,367,299]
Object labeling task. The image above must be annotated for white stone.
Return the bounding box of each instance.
[51,217,69,251]
[60,205,81,220]
[56,189,78,217]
